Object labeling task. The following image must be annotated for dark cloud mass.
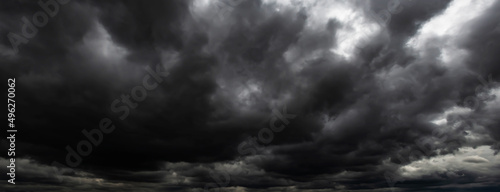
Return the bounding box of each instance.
[1,0,500,191]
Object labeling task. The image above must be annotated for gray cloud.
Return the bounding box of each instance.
[1,0,500,191]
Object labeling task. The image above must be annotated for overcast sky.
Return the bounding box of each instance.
[1,0,500,191]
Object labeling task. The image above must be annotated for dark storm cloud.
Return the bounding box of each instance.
[1,0,500,191]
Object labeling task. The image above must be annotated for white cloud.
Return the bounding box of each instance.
[406,0,495,66]
[398,145,500,180]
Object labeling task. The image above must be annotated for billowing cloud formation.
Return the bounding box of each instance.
[1,0,500,191]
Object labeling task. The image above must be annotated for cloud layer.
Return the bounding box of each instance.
[1,0,500,191]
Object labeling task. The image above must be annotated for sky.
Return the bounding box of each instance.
[1,0,500,191]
